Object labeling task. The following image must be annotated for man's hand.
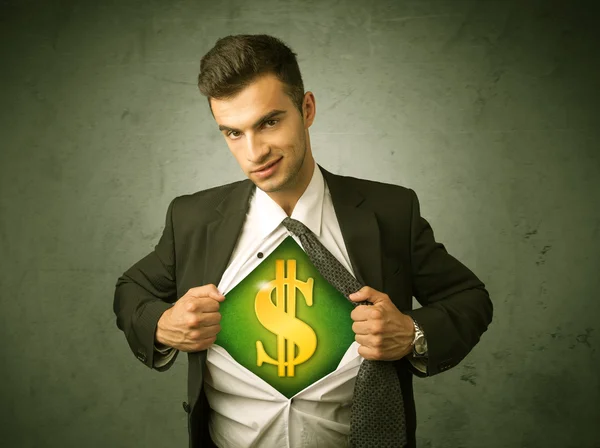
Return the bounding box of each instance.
[155,284,225,352]
[349,286,415,361]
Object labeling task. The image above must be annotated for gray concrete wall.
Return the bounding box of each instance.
[1,1,598,447]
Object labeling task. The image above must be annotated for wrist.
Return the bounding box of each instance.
[407,315,416,338]
[155,309,171,347]
[402,315,416,358]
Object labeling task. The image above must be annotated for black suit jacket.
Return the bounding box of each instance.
[113,163,493,448]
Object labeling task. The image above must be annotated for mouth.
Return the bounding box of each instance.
[254,157,282,173]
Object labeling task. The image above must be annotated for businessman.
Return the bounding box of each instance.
[113,34,493,448]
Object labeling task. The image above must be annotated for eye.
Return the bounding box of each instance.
[226,120,279,140]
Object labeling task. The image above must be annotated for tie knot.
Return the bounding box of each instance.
[281,217,309,236]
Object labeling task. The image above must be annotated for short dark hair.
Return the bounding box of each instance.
[197,34,305,118]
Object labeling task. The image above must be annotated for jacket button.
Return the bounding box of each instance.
[439,359,453,371]
[136,351,147,363]
[182,401,191,413]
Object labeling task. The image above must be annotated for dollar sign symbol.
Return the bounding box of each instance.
[255,259,317,377]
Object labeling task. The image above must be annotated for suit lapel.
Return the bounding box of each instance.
[319,165,383,292]
[203,179,255,289]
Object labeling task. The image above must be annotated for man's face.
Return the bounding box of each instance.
[211,73,315,195]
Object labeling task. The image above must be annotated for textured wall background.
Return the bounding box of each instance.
[1,0,599,447]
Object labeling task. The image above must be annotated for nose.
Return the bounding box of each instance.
[246,134,270,165]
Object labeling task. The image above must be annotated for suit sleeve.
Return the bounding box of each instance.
[403,188,493,378]
[407,354,428,374]
[113,197,181,372]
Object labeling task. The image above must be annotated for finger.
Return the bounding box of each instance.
[351,321,370,335]
[350,305,371,321]
[187,284,226,301]
[196,311,222,327]
[194,335,217,351]
[355,334,369,346]
[357,345,381,361]
[201,323,222,338]
[352,321,373,335]
[355,334,382,349]
[192,323,221,340]
[188,298,221,314]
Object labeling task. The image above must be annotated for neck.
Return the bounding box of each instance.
[273,157,316,217]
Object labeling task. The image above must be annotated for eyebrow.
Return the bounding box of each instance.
[218,109,287,133]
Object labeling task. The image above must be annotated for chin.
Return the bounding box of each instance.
[256,175,289,192]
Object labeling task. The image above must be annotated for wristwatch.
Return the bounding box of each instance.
[411,318,428,358]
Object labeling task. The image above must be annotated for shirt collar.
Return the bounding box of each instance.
[253,160,324,239]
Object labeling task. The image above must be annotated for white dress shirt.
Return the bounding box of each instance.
[154,161,427,447]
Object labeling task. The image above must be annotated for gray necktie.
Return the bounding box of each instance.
[282,217,408,448]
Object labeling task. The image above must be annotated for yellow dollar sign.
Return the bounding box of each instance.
[255,259,317,377]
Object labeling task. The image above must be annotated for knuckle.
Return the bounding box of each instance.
[196,330,207,340]
[185,302,196,313]
[372,322,383,334]
[185,315,199,328]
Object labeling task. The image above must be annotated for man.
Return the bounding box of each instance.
[113,34,493,448]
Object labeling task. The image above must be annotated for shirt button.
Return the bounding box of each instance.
[257,252,263,258]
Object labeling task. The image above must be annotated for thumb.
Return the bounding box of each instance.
[348,287,388,305]
[187,284,226,302]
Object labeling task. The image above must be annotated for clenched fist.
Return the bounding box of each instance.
[155,284,225,352]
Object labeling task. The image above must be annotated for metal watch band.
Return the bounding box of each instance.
[412,318,428,357]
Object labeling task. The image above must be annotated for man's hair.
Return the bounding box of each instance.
[197,34,305,118]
